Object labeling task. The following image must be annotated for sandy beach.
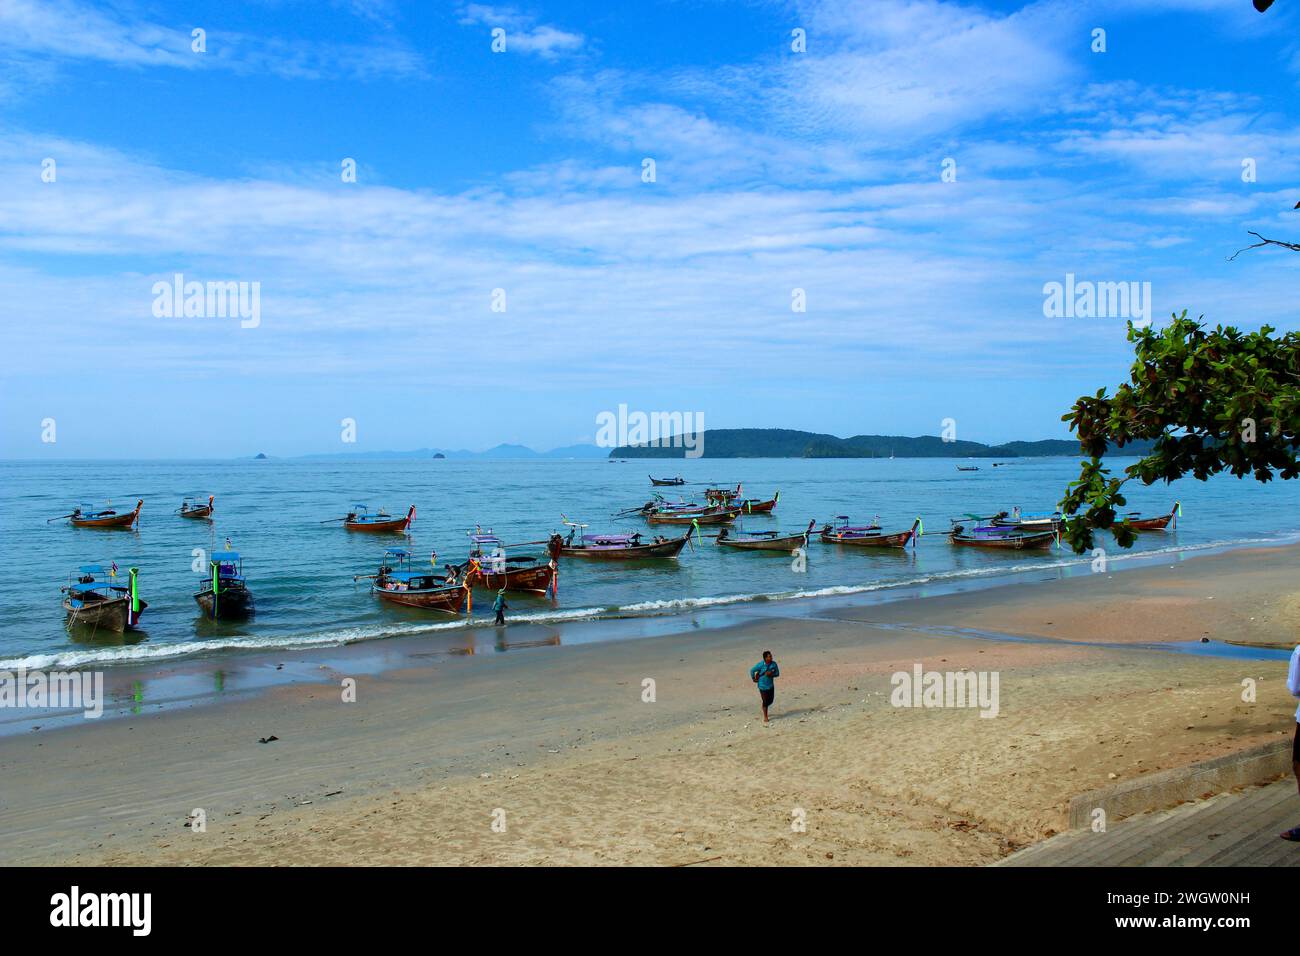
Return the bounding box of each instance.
[3,544,1298,867]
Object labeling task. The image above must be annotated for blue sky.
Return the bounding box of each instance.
[1,0,1297,458]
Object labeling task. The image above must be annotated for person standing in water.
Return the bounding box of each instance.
[749,650,780,724]
[1283,641,1300,842]
[493,588,508,626]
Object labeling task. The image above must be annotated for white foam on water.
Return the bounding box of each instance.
[8,534,1292,671]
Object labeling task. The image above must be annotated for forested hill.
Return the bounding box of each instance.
[610,429,1157,459]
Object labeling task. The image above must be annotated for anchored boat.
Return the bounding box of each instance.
[649,475,685,486]
[821,518,921,549]
[462,530,556,593]
[715,519,815,551]
[549,518,693,559]
[949,523,1055,550]
[177,495,215,519]
[342,504,416,533]
[365,548,467,613]
[62,564,146,632]
[195,550,255,619]
[62,500,143,529]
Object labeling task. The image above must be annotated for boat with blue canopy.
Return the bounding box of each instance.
[62,564,146,632]
[195,550,255,619]
[363,548,467,613]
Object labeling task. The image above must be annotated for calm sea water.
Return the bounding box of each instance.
[3,456,1297,669]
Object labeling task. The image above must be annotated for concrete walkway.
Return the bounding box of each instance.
[999,779,1300,866]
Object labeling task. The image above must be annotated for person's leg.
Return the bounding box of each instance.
[1283,723,1300,841]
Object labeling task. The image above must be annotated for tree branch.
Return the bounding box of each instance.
[1227,231,1300,261]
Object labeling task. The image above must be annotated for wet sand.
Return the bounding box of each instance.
[2,544,1297,866]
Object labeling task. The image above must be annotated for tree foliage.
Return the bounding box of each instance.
[1060,312,1299,552]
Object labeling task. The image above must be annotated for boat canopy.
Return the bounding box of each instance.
[211,551,240,562]
[384,548,412,558]
[470,533,501,546]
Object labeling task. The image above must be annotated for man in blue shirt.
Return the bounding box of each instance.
[749,650,780,724]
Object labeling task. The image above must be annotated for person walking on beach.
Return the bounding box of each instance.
[1283,641,1300,843]
[749,650,780,724]
[493,588,508,626]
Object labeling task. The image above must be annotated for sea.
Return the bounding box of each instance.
[3,456,1298,671]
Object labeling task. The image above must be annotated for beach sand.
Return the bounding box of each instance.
[3,545,1297,866]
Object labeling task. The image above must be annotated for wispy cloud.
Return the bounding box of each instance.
[0,0,426,80]
[457,3,584,59]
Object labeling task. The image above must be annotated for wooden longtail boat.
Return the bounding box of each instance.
[461,531,556,594]
[645,506,740,525]
[649,475,685,486]
[344,504,415,533]
[948,524,1055,550]
[818,516,882,541]
[195,551,255,619]
[822,518,922,549]
[735,491,779,514]
[991,508,1061,533]
[1122,502,1180,531]
[957,466,980,472]
[62,564,146,631]
[68,500,143,529]
[177,495,215,519]
[716,520,815,551]
[548,521,693,559]
[704,485,742,506]
[368,549,467,613]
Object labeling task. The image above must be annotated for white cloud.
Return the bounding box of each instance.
[458,3,584,59]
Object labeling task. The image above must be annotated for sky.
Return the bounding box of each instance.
[0,0,1297,458]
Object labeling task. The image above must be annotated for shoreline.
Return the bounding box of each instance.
[3,534,1295,733]
[2,543,1297,866]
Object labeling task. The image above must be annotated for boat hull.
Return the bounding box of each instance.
[71,500,143,529]
[1126,514,1175,531]
[179,507,214,520]
[822,528,916,548]
[346,518,411,532]
[646,508,739,525]
[195,587,255,619]
[717,533,807,551]
[63,595,147,632]
[468,563,555,593]
[557,537,690,559]
[949,531,1055,550]
[650,476,685,486]
[372,583,467,612]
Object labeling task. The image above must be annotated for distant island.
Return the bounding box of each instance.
[609,429,1157,459]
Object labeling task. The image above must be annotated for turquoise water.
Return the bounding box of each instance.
[3,456,1297,669]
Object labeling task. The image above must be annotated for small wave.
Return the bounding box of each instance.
[5,533,1293,671]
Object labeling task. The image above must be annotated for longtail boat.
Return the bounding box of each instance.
[65,500,143,529]
[818,516,881,541]
[649,475,685,486]
[343,504,415,533]
[62,564,146,631]
[549,519,692,559]
[1121,501,1181,531]
[957,466,980,472]
[461,530,556,594]
[716,519,815,551]
[821,518,921,549]
[991,508,1062,533]
[366,548,467,613]
[645,506,740,525]
[704,484,742,506]
[735,491,779,514]
[948,524,1055,550]
[195,550,255,619]
[177,495,215,520]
